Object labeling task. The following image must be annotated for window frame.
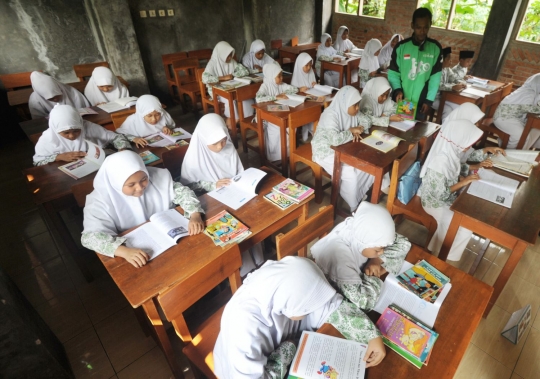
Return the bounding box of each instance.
[335,0,388,20]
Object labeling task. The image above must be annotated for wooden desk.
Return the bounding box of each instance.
[252,101,323,177]
[440,164,540,317]
[320,56,361,88]
[517,112,540,149]
[278,43,320,62]
[318,244,492,379]
[97,168,313,377]
[7,81,87,107]
[331,121,440,215]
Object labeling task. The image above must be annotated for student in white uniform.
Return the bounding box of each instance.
[358,39,382,88]
[431,47,466,123]
[291,52,317,141]
[84,66,129,106]
[242,39,279,74]
[334,25,359,83]
[315,33,343,88]
[359,77,402,127]
[378,34,403,69]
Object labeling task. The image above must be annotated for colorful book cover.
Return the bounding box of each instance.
[205,210,249,244]
[263,192,294,209]
[139,151,160,165]
[272,179,314,203]
[397,100,417,120]
[396,259,450,302]
[267,104,290,112]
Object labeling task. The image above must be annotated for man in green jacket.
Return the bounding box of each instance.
[388,8,443,121]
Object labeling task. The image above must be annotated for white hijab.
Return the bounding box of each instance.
[501,73,540,109]
[420,102,485,174]
[359,39,382,72]
[213,256,343,379]
[334,26,355,53]
[258,63,287,98]
[242,39,276,70]
[84,67,129,106]
[378,34,403,66]
[180,114,243,185]
[206,41,237,77]
[83,150,174,235]
[29,71,90,119]
[318,85,362,133]
[359,77,392,117]
[311,202,396,284]
[317,33,338,58]
[291,52,316,88]
[115,94,175,137]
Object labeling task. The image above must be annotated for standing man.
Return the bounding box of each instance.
[388,8,443,121]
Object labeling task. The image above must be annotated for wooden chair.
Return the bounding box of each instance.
[187,49,212,67]
[73,61,109,82]
[418,130,439,164]
[501,81,514,99]
[111,108,136,129]
[161,144,189,181]
[162,52,188,100]
[156,244,243,379]
[212,86,240,147]
[0,71,37,91]
[386,143,437,248]
[270,39,283,62]
[291,36,299,47]
[196,67,215,114]
[237,84,263,153]
[172,57,200,111]
[476,90,509,148]
[71,181,95,208]
[288,106,329,204]
[276,205,334,260]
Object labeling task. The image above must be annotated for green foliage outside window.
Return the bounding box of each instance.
[518,0,540,43]
[418,0,493,34]
[337,0,386,18]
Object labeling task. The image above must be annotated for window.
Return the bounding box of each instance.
[418,0,494,34]
[517,0,540,43]
[336,0,387,19]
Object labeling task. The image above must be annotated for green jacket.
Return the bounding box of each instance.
[388,36,443,108]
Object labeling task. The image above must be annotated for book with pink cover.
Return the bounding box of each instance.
[272,179,314,203]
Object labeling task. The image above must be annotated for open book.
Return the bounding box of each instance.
[491,150,539,177]
[351,48,364,56]
[217,78,251,90]
[287,331,367,379]
[390,119,416,132]
[461,86,489,98]
[275,94,306,108]
[144,127,192,147]
[467,168,520,208]
[207,167,267,210]
[58,140,106,179]
[97,96,138,113]
[123,209,189,260]
[360,130,404,153]
[305,84,336,97]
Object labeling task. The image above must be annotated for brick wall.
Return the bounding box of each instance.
[499,41,540,86]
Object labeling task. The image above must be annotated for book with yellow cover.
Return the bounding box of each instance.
[360,130,404,153]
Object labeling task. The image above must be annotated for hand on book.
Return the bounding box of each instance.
[389,115,404,122]
[114,245,149,268]
[365,336,386,368]
[463,173,480,184]
[350,126,364,142]
[161,127,172,135]
[219,74,234,81]
[216,179,232,188]
[299,86,308,93]
[133,137,148,148]
[188,212,204,236]
[253,65,262,71]
[484,146,506,156]
[452,83,466,91]
[276,94,289,100]
[56,151,87,162]
[469,159,493,170]
[364,258,387,278]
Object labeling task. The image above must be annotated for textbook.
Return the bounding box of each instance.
[360,130,404,153]
[138,151,160,165]
[467,168,520,208]
[461,86,490,98]
[272,179,314,203]
[78,107,98,116]
[287,331,367,379]
[263,191,295,210]
[396,260,450,303]
[267,104,290,112]
[217,78,251,90]
[58,140,106,179]
[490,150,539,177]
[275,94,307,108]
[207,167,267,210]
[165,140,189,150]
[396,100,417,120]
[123,209,189,260]
[305,84,336,97]
[204,210,251,247]
[97,96,138,113]
[390,119,416,132]
[145,127,192,147]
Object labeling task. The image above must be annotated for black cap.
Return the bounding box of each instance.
[459,50,474,59]
[442,47,452,58]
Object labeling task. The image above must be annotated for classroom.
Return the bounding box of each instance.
[1,0,540,378]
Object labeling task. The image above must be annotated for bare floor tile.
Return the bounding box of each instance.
[64,328,115,379]
[116,347,173,379]
[514,327,540,378]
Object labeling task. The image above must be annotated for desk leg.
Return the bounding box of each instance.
[438,212,463,261]
[280,121,289,178]
[484,240,528,317]
[297,202,310,257]
[345,66,350,86]
[142,299,184,379]
[320,65,326,85]
[436,94,446,125]
[229,270,241,293]
[330,151,342,219]
[257,109,268,167]
[339,68,344,88]
[227,95,238,148]
[370,169,383,204]
[517,116,534,149]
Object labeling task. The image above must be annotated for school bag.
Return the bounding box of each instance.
[397,161,422,205]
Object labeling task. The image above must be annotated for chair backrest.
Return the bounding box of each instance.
[276,205,334,260]
[161,52,188,83]
[71,180,95,208]
[172,57,199,85]
[418,130,438,164]
[270,39,283,50]
[157,244,242,341]
[187,49,212,67]
[387,143,418,213]
[288,105,322,153]
[111,108,136,129]
[235,83,262,120]
[501,82,513,99]
[73,61,109,82]
[0,71,37,91]
[211,86,231,118]
[481,89,503,119]
[161,144,189,180]
[291,36,299,47]
[305,48,317,62]
[196,67,210,99]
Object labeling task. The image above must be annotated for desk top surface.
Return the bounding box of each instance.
[8,81,87,106]
[321,56,361,67]
[318,244,493,379]
[252,99,324,120]
[98,168,313,307]
[279,43,320,53]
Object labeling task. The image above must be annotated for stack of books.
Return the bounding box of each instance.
[204,210,251,247]
[264,179,314,209]
[376,305,439,369]
[396,260,450,303]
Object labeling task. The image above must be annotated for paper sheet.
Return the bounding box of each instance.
[390,120,416,131]
[124,222,175,260]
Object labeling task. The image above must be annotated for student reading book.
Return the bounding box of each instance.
[84,66,130,106]
[242,39,279,74]
[33,104,129,166]
[291,52,318,141]
[143,127,191,147]
[81,151,204,268]
[360,130,404,153]
[316,33,345,88]
[213,257,386,379]
[96,96,138,113]
[358,39,382,89]
[359,77,402,127]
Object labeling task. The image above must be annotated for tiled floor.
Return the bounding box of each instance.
[2,106,540,379]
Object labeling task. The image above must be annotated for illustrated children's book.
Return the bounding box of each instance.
[360,130,404,153]
[204,210,251,247]
[396,100,417,120]
[263,191,295,210]
[396,260,450,303]
[138,151,160,165]
[272,179,314,203]
[207,167,267,210]
[144,127,192,147]
[58,140,106,179]
[267,104,290,112]
[501,304,532,344]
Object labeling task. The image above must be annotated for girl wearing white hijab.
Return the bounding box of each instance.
[377,34,403,69]
[82,150,204,268]
[316,33,344,88]
[33,105,130,166]
[312,202,410,310]
[358,39,382,88]
[213,256,386,378]
[431,47,466,123]
[359,77,402,127]
[311,86,373,211]
[419,104,505,260]
[29,71,90,119]
[256,63,299,162]
[334,26,358,54]
[291,52,318,141]
[494,73,540,149]
[202,41,252,129]
[115,95,175,147]
[242,39,278,74]
[84,66,129,106]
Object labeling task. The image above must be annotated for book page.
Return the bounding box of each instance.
[160,127,192,142]
[145,133,171,147]
[275,94,306,108]
[306,84,334,97]
[149,209,189,242]
[58,159,100,179]
[467,77,489,85]
[288,331,366,379]
[390,120,416,131]
[115,96,138,106]
[477,168,520,192]
[372,130,402,145]
[84,141,106,166]
[97,102,128,113]
[503,150,539,163]
[206,169,266,210]
[467,181,515,208]
[231,167,267,194]
[491,154,534,177]
[124,222,175,260]
[461,87,489,98]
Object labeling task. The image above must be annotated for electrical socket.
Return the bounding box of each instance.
[158,10,165,17]
[167,9,174,16]
[149,10,156,17]
[139,10,147,18]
